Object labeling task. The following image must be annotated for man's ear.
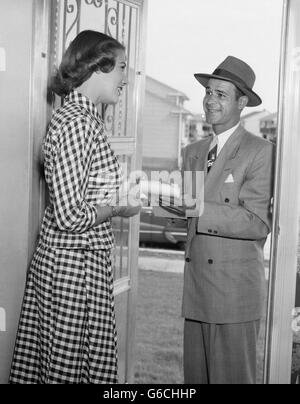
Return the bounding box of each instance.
[239,96,249,110]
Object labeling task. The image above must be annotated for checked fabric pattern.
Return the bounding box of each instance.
[9,91,122,384]
[40,90,122,250]
[9,245,118,384]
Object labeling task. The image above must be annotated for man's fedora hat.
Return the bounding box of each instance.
[194,56,262,107]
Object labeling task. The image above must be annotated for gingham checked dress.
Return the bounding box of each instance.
[9,91,122,384]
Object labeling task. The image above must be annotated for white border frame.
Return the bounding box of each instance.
[264,0,300,384]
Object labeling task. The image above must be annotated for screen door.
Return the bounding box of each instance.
[47,0,147,382]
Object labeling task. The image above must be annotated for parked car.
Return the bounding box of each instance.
[139,206,187,250]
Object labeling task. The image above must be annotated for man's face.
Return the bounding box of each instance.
[203,79,243,133]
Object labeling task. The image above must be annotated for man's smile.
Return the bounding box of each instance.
[206,108,221,112]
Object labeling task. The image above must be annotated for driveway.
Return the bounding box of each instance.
[139,248,184,274]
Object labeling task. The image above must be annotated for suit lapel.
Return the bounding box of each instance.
[204,126,246,198]
[185,137,211,248]
[187,136,212,173]
[186,126,247,252]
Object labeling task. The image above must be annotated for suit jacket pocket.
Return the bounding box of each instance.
[219,183,239,205]
[220,237,260,263]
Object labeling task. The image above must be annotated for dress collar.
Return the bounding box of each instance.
[65,90,103,124]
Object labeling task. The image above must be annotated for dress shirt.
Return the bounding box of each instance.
[216,122,240,156]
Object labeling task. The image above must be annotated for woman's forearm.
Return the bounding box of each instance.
[94,205,114,226]
[94,202,141,227]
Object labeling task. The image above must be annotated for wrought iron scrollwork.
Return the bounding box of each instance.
[65,0,81,41]
[61,0,137,139]
[107,6,118,38]
[84,0,104,8]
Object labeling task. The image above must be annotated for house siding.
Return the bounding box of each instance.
[142,77,190,173]
[143,92,179,160]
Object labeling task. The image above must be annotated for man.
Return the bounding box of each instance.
[182,56,275,384]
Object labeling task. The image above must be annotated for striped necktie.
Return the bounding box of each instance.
[207,135,218,173]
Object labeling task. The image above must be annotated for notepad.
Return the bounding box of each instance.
[139,180,181,200]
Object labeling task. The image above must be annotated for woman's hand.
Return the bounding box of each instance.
[114,204,142,218]
[112,194,143,218]
[94,198,142,226]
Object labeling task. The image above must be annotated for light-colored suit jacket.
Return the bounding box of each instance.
[182,125,275,324]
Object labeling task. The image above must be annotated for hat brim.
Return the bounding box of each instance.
[194,73,262,107]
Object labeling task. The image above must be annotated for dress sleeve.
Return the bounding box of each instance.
[51,116,97,233]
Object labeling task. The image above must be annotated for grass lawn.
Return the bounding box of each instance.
[134,269,267,384]
[134,270,184,384]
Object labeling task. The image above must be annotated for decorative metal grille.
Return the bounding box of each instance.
[55,0,140,138]
[111,153,133,280]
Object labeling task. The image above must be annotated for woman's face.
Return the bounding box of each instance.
[92,49,127,105]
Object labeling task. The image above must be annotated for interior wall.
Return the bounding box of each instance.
[0,0,34,384]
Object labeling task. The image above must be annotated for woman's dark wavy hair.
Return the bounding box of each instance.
[50,30,125,96]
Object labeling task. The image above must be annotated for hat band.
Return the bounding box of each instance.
[213,68,250,89]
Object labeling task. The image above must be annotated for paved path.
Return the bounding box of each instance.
[139,248,184,274]
[139,255,184,274]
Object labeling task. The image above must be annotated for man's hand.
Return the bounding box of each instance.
[158,196,187,217]
[158,194,200,218]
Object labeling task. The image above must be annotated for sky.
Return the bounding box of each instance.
[145,0,283,115]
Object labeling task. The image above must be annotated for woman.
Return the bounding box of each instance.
[9,30,141,384]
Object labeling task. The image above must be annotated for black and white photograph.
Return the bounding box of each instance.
[0,0,299,387]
